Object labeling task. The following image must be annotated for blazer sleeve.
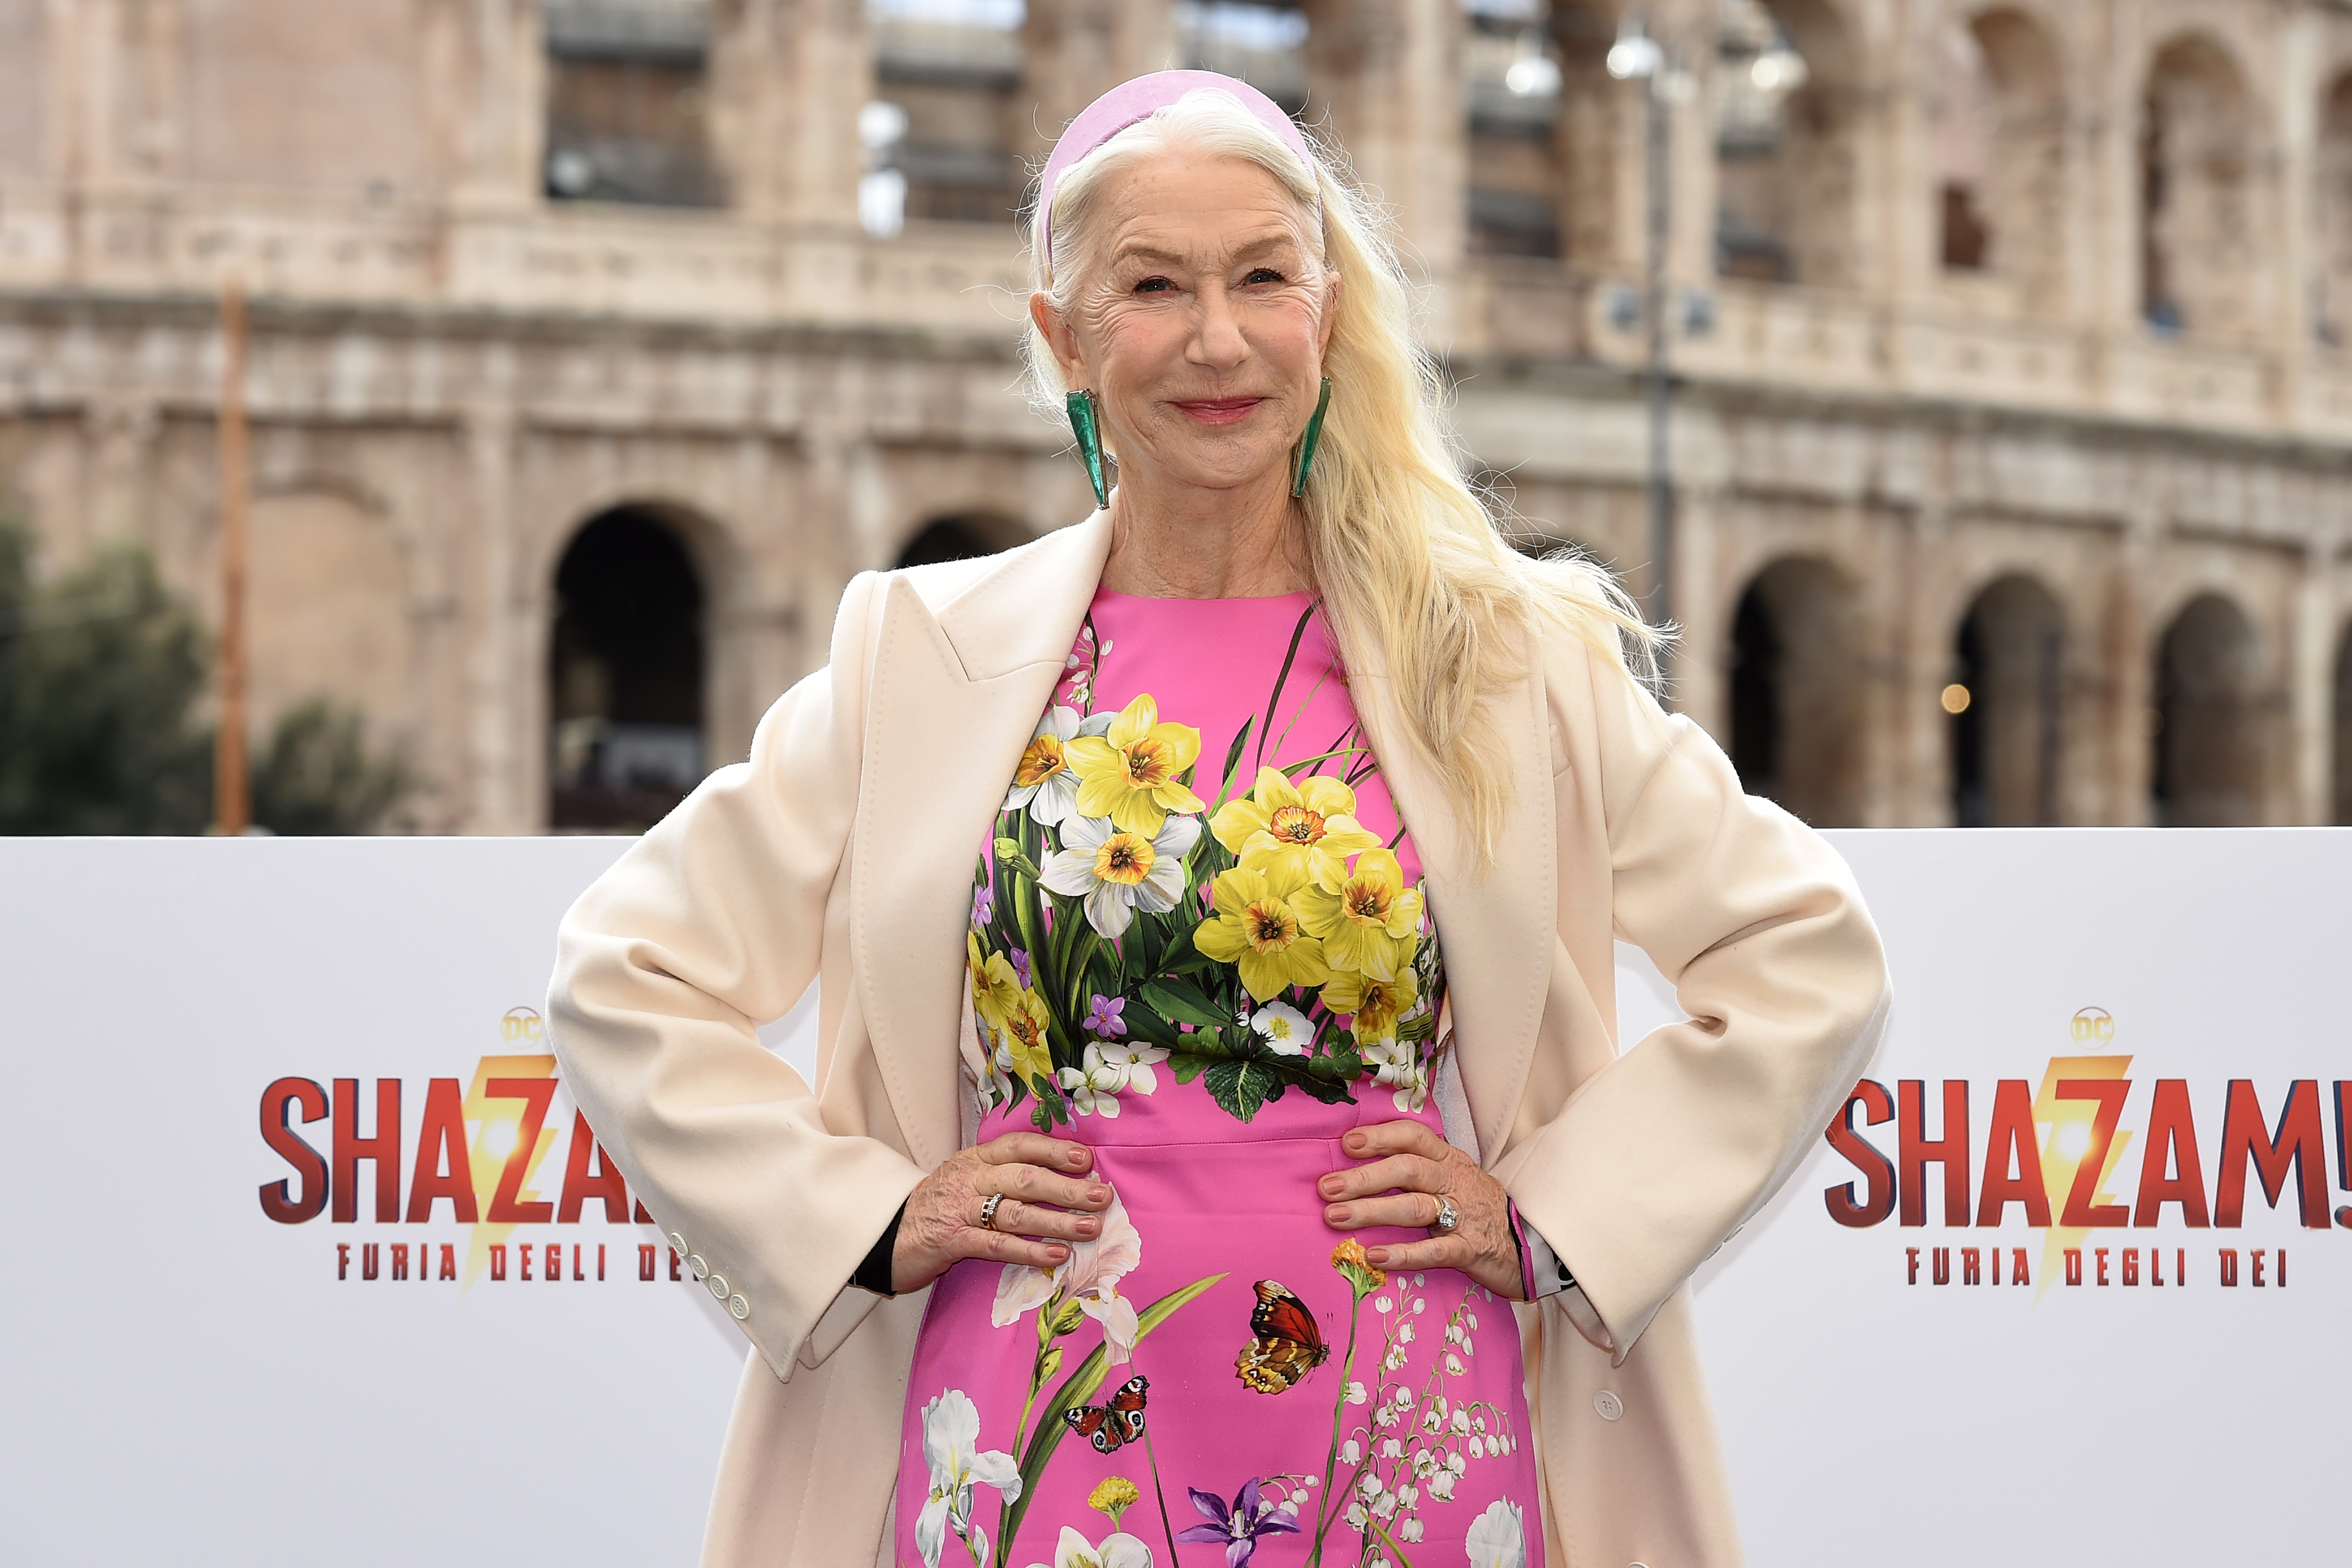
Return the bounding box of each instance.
[1500,637,1891,1362]
[546,572,927,1381]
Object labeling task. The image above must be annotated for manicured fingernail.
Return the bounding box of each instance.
[1048,1245,1069,1260]
[1077,1217,1099,1235]
[1326,1205,1350,1224]
[1319,1176,1344,1197]
[1346,1133,1367,1151]
[1088,1186,1110,1205]
[1366,1247,1389,1265]
[1067,1150,1087,1166]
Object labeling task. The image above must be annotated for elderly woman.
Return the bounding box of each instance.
[550,71,1885,1568]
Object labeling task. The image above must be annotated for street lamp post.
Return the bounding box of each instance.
[1607,22,1677,642]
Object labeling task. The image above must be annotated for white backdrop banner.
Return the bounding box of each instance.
[1,830,2345,1566]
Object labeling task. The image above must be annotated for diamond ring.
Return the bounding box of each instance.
[1431,1195,1460,1235]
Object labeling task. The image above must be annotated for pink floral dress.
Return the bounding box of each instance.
[896,589,1541,1568]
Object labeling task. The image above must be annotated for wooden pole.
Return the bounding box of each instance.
[214,280,250,835]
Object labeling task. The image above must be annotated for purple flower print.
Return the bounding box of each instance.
[972,882,994,926]
[1010,949,1033,989]
[1176,1479,1299,1567]
[1083,994,1127,1038]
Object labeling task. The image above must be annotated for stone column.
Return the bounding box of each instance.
[451,0,542,212]
[462,398,529,833]
[2103,506,2159,826]
[1302,0,1467,277]
[2272,6,2319,425]
[1020,0,1178,162]
[712,0,870,228]
[2288,535,2333,824]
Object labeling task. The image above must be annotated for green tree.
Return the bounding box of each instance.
[0,514,420,834]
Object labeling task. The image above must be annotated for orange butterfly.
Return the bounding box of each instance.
[1235,1279,1330,1395]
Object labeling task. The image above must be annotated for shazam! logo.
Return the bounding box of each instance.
[1821,1007,2344,1298]
[254,1006,690,1296]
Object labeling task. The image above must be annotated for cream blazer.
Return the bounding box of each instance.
[548,514,1889,1568]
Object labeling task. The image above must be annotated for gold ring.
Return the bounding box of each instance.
[979,1192,1006,1231]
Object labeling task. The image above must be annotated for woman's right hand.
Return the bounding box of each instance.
[891,1131,1110,1293]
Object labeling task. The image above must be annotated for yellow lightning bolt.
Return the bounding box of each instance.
[2031,1054,2134,1300]
[458,1053,560,1293]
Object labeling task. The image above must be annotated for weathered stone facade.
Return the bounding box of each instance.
[5,0,2351,831]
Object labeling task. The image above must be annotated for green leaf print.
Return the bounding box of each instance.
[1000,1273,1227,1559]
[1137,979,1226,1030]
[1204,1058,1286,1121]
[1210,714,1256,809]
[993,836,1043,883]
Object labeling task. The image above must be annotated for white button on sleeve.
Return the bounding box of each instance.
[1592,1389,1624,1422]
[728,1294,750,1321]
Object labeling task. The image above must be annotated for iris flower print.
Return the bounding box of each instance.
[1209,767,1381,891]
[992,1187,1144,1362]
[1066,694,1204,837]
[1006,706,1084,826]
[1023,1525,1153,1568]
[1464,1499,1528,1568]
[1192,861,1332,1002]
[1175,1478,1300,1567]
[1040,811,1200,937]
[1295,848,1422,982]
[916,1388,1022,1568]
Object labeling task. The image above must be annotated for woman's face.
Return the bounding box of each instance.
[1034,149,1338,497]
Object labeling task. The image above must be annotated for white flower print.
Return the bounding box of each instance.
[1464,1500,1526,1568]
[1058,1046,1129,1118]
[1039,811,1200,938]
[1249,1000,1313,1056]
[1004,706,1084,826]
[1026,1525,1152,1568]
[991,1188,1144,1362]
[917,1389,1022,1568]
[1092,1038,1170,1094]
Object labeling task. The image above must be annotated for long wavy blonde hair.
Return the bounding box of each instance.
[1025,89,1664,866]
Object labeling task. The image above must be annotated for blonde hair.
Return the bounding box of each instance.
[1025,88,1666,866]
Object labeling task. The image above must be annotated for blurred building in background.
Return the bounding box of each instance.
[3,0,2351,831]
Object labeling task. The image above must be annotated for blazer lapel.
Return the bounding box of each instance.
[852,517,1113,1168]
[1354,665,1556,1162]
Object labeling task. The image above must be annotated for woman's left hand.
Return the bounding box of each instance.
[1319,1120,1525,1301]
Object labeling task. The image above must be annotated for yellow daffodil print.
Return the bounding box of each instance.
[1296,848,1423,982]
[1192,861,1332,1002]
[1065,694,1205,837]
[998,984,1056,1092]
[967,932,1024,1037]
[1208,767,1381,890]
[1319,963,1420,1046]
[1004,706,1082,826]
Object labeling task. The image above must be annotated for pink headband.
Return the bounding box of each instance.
[1038,70,1320,274]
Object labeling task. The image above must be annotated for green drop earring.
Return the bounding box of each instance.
[1066,389,1109,509]
[1291,377,1334,498]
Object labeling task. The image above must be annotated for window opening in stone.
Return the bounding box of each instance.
[1464,0,1563,258]
[2141,36,2258,339]
[1944,11,2067,298]
[1949,576,2065,826]
[1729,556,1862,825]
[895,516,1015,569]
[870,0,1027,226]
[2315,73,2352,347]
[543,0,726,208]
[2151,591,2262,827]
[2334,621,2352,823]
[549,507,707,831]
[1713,0,1848,287]
[1177,3,1310,118]
[1932,21,1993,271]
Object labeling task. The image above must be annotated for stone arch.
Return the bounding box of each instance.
[2150,591,2264,826]
[1938,8,2067,300]
[2141,33,2265,339]
[2333,619,2352,823]
[2314,69,2352,346]
[1949,573,2065,826]
[1728,556,1864,824]
[893,510,1030,570]
[1715,0,1862,288]
[547,503,714,831]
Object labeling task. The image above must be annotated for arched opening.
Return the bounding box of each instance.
[548,507,706,831]
[1729,557,1864,824]
[2315,72,2352,347]
[1715,0,1858,287]
[2151,592,2262,826]
[1936,9,2066,296]
[894,513,1026,570]
[2333,621,2352,823]
[2142,35,2262,338]
[1948,575,2065,826]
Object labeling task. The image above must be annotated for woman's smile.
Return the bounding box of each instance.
[1170,395,1267,426]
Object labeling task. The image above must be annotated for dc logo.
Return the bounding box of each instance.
[503,1006,544,1043]
[2070,1006,2114,1044]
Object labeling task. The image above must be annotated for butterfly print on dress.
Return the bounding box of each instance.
[1063,1373,1150,1454]
[1235,1279,1331,1395]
